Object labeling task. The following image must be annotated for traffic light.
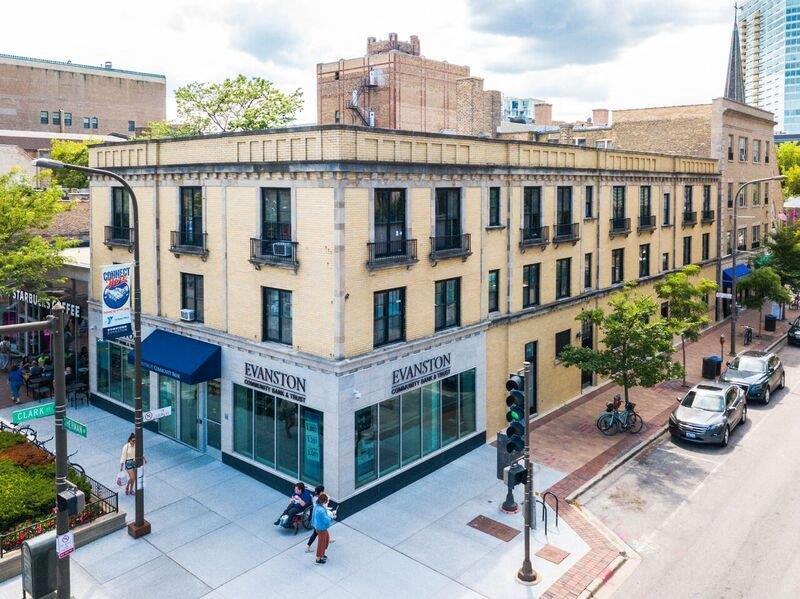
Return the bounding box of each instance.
[505,373,526,453]
[503,462,527,488]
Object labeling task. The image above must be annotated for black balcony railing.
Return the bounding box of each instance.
[682,211,697,225]
[637,214,656,230]
[170,230,208,258]
[429,233,471,260]
[250,237,298,268]
[553,222,580,242]
[367,239,418,268]
[701,209,715,223]
[519,225,550,247]
[609,217,631,234]
[751,241,761,249]
[104,225,134,247]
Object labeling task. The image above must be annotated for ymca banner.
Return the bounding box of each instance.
[101,263,133,340]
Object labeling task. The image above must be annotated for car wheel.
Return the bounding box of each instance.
[780,373,785,390]
[763,388,771,405]
[721,426,730,447]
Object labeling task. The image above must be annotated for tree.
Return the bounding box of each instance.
[133,120,195,140]
[765,223,800,294]
[0,170,70,296]
[738,266,791,336]
[174,75,303,134]
[655,265,718,386]
[559,284,683,405]
[777,142,800,197]
[48,139,93,188]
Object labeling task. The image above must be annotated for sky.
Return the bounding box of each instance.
[3,0,737,124]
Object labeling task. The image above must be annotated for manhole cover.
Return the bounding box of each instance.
[536,544,570,564]
[467,515,521,542]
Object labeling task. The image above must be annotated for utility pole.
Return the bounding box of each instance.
[516,360,539,586]
[51,304,70,598]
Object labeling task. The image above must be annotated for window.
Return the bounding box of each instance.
[764,182,770,205]
[434,278,460,331]
[683,236,692,265]
[488,187,501,226]
[753,139,761,162]
[739,136,748,161]
[727,134,734,160]
[555,187,573,237]
[64,113,72,127]
[234,384,323,486]
[262,188,292,241]
[128,120,136,132]
[726,231,732,255]
[555,258,571,299]
[91,116,99,129]
[612,186,626,221]
[334,110,341,123]
[662,252,670,272]
[702,233,710,260]
[522,264,540,308]
[111,187,131,241]
[262,287,292,344]
[752,225,761,248]
[752,184,760,206]
[727,182,734,208]
[640,186,652,217]
[702,185,711,212]
[374,287,405,346]
[661,302,669,318]
[180,273,204,322]
[584,253,592,289]
[354,369,476,487]
[554,330,571,361]
[738,182,746,207]
[611,249,624,284]
[662,192,671,225]
[639,244,650,278]
[40,111,49,124]
[488,270,499,313]
[766,141,771,163]
[95,339,151,410]
[683,185,693,214]
[372,188,406,258]
[179,186,203,246]
[523,186,542,233]
[83,117,90,129]
[52,111,61,125]
[434,188,461,250]
[584,186,594,218]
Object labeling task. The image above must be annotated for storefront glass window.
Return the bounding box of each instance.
[179,382,199,448]
[276,399,298,476]
[441,374,459,445]
[300,408,323,486]
[206,380,221,451]
[459,370,476,437]
[96,339,110,395]
[158,376,178,439]
[421,382,441,456]
[121,354,135,407]
[378,397,401,476]
[254,391,276,467]
[233,384,253,457]
[401,390,421,465]
[109,344,124,400]
[96,339,151,410]
[355,404,378,486]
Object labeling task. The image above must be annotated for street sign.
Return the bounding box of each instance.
[11,402,55,424]
[716,292,733,299]
[63,417,87,438]
[56,532,74,559]
[143,406,172,422]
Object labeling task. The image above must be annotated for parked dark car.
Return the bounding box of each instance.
[788,317,800,346]
[669,383,746,447]
[719,350,784,405]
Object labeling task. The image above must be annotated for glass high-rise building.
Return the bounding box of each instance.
[740,0,800,133]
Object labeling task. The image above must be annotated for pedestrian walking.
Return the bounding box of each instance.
[7,364,23,404]
[312,492,336,564]
[0,337,11,371]
[305,486,335,552]
[119,433,140,496]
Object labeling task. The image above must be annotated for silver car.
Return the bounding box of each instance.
[668,383,747,447]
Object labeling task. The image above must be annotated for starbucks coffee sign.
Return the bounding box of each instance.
[391,353,452,395]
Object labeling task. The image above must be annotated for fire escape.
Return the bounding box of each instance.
[348,69,379,126]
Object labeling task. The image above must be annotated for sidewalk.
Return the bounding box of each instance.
[532,307,795,599]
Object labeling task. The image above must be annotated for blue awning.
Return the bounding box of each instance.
[722,264,751,284]
[128,330,221,384]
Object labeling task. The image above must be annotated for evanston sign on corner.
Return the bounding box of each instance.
[391,353,452,394]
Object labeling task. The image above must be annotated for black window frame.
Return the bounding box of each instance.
[180,273,204,323]
[51,111,60,126]
[434,278,461,331]
[261,187,292,241]
[702,233,710,260]
[434,188,462,250]
[523,186,542,232]
[488,187,501,227]
[683,236,692,265]
[64,112,72,127]
[91,116,99,129]
[555,329,571,361]
[488,269,500,313]
[128,120,136,132]
[555,186,573,237]
[702,185,712,212]
[611,248,624,284]
[179,186,203,246]
[40,111,49,124]
[374,188,406,257]
[639,243,650,278]
[727,134,734,160]
[612,186,626,221]
[662,252,670,272]
[373,287,406,347]
[522,263,540,308]
[111,187,131,240]
[555,257,571,300]
[262,287,293,345]
[683,185,693,214]
[639,186,652,218]
[584,185,594,218]
[584,253,592,289]
[82,117,90,129]
[662,192,671,225]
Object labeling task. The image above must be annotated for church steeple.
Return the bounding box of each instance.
[725,3,746,103]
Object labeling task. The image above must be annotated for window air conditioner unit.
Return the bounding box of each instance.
[180,309,196,322]
[272,242,293,257]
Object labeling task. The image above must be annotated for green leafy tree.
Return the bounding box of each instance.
[777,142,800,197]
[655,265,718,386]
[0,170,70,296]
[765,224,800,294]
[559,284,683,404]
[738,266,791,336]
[174,75,303,134]
[48,139,93,188]
[134,120,195,140]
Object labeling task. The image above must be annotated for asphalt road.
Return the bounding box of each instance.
[582,344,800,599]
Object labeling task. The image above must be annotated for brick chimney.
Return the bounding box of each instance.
[592,108,609,127]
[534,103,552,126]
[559,123,574,145]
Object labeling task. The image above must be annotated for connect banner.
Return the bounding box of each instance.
[101,263,133,340]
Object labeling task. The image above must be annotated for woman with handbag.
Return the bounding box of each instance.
[119,433,139,495]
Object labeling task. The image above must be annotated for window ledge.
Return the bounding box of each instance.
[583,216,597,222]
[485,225,506,231]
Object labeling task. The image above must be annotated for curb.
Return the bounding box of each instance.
[577,555,627,599]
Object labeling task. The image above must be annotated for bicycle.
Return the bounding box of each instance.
[596,395,644,435]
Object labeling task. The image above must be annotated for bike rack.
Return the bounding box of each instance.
[541,491,560,529]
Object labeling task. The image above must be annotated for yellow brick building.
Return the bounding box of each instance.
[87,125,718,510]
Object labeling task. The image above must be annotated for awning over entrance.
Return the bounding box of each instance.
[128,329,221,384]
[722,264,751,284]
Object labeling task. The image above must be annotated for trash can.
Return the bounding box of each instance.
[702,355,722,379]
[765,314,777,332]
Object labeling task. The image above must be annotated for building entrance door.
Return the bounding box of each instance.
[205,380,222,459]
[157,375,202,451]
[581,320,594,388]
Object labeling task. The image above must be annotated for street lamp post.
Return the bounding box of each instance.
[33,158,151,538]
[728,175,786,357]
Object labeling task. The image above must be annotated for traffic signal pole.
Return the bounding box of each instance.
[517,361,539,586]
